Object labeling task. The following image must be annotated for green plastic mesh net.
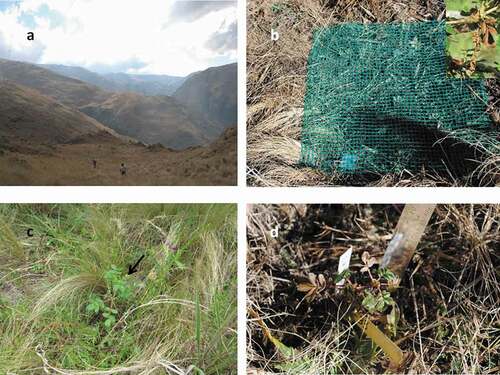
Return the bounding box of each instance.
[300,21,498,174]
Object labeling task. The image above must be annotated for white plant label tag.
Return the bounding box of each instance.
[337,247,352,286]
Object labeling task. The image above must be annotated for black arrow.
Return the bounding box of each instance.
[128,255,145,275]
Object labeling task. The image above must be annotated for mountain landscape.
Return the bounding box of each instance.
[79,91,213,149]
[42,64,186,96]
[0,58,237,185]
[103,72,186,96]
[174,63,237,129]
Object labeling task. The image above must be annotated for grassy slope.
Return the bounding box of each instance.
[247,0,499,187]
[0,58,110,108]
[247,204,499,374]
[0,81,120,144]
[0,127,237,186]
[0,204,237,374]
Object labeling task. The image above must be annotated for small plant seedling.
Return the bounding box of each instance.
[376,268,397,281]
[85,294,105,315]
[362,290,394,314]
[85,266,136,331]
[102,311,117,330]
[104,266,133,301]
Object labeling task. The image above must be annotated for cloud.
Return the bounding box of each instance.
[0,0,237,76]
[169,0,235,23]
[35,4,65,29]
[0,1,21,12]
[205,21,236,54]
[0,33,46,63]
[0,7,46,63]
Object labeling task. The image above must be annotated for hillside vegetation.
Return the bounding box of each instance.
[80,91,213,149]
[0,81,118,146]
[0,204,237,374]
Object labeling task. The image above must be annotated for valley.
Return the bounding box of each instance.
[0,59,237,185]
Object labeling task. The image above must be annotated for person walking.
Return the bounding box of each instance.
[92,159,97,169]
[120,163,127,176]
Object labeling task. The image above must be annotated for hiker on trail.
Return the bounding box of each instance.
[120,163,127,176]
[92,159,97,169]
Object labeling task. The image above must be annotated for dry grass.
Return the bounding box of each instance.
[0,204,237,374]
[247,0,499,186]
[246,204,499,374]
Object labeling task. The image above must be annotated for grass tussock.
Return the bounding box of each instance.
[0,204,236,374]
[247,0,500,186]
[247,204,499,374]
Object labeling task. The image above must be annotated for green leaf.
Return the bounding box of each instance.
[362,292,378,313]
[363,291,394,313]
[271,336,295,358]
[381,291,394,304]
[104,315,116,329]
[104,265,121,284]
[85,302,98,314]
[104,307,118,315]
[85,295,104,315]
[477,44,500,69]
[447,31,475,61]
[376,268,397,281]
[375,297,386,312]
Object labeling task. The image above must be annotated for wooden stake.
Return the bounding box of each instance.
[381,204,436,282]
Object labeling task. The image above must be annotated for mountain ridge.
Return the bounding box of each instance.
[0,58,214,149]
[173,62,237,131]
[41,63,186,96]
[0,80,120,145]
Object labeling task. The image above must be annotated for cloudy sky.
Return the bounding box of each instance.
[0,0,237,76]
